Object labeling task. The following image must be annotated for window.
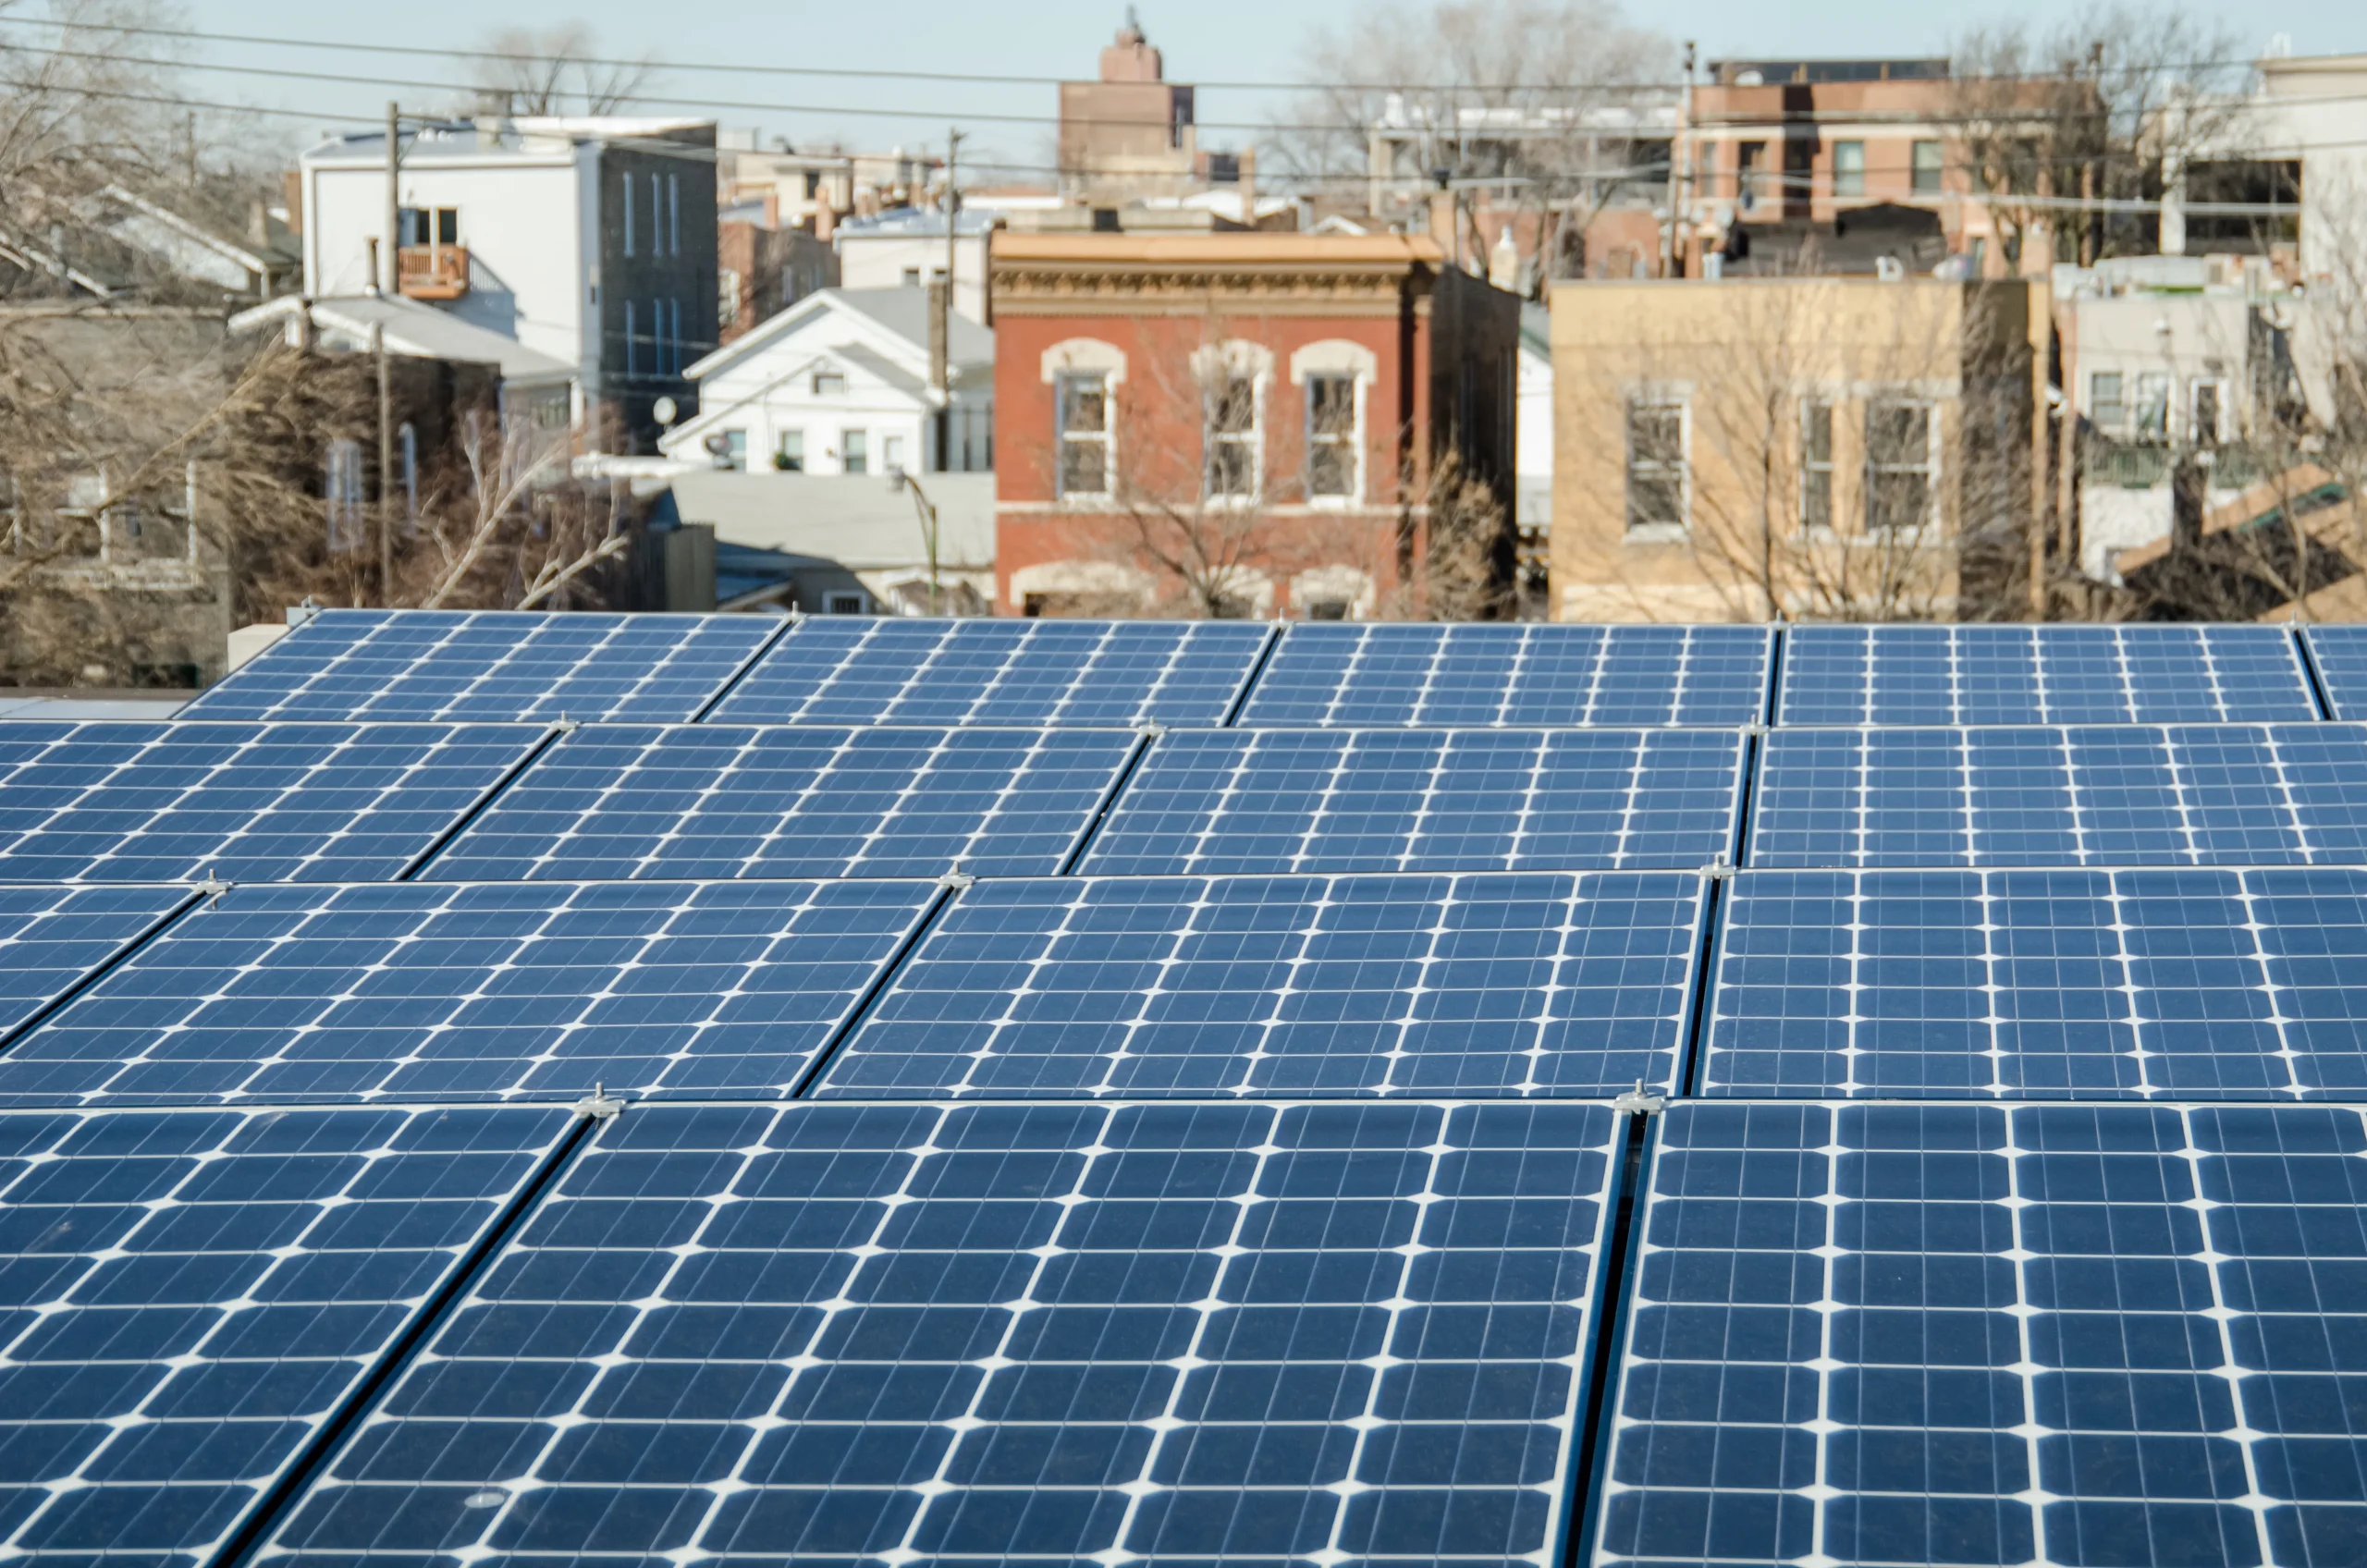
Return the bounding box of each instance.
[623,300,637,377]
[1205,374,1258,500]
[668,174,680,255]
[842,430,868,475]
[1737,141,1767,207]
[2192,380,2224,445]
[1306,374,1358,499]
[1306,599,1351,621]
[2091,372,2126,431]
[1911,141,1943,194]
[325,438,365,554]
[2135,373,2169,438]
[1967,237,1987,276]
[901,267,922,288]
[1057,371,1111,496]
[883,435,907,473]
[1800,399,1834,531]
[813,369,845,396]
[399,207,459,246]
[650,173,662,255]
[1833,141,1865,198]
[1864,400,1934,533]
[1625,398,1687,533]
[721,430,747,471]
[777,430,804,472]
[622,177,634,258]
[824,591,867,614]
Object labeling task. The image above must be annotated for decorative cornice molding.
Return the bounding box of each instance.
[992,261,1428,319]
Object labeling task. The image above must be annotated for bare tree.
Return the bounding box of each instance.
[472,26,657,117]
[1949,6,2249,271]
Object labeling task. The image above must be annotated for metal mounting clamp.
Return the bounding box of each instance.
[938,863,975,891]
[1612,1079,1668,1117]
[573,1083,626,1121]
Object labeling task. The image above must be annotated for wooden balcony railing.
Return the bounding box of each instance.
[397,245,469,300]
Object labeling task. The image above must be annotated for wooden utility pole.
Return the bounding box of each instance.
[933,127,963,477]
[1663,42,1695,278]
[380,102,400,605]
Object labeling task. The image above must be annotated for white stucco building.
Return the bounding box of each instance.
[833,210,994,324]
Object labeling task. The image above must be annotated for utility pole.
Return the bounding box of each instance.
[380,102,400,606]
[1663,42,1695,278]
[934,127,963,476]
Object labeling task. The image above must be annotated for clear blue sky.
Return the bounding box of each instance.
[178,0,2367,178]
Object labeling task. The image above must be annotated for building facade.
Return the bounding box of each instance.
[834,210,995,325]
[300,116,718,448]
[990,232,1518,619]
[1551,276,2046,621]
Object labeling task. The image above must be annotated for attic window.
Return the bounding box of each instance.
[813,369,846,396]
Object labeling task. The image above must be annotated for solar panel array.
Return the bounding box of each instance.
[12,610,2367,1568]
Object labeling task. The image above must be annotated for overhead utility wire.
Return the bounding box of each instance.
[0,15,2283,97]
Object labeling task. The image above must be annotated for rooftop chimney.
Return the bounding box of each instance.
[1100,6,1163,82]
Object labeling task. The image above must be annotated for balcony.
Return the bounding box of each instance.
[398,245,469,300]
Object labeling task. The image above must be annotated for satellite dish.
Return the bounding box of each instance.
[653,396,679,426]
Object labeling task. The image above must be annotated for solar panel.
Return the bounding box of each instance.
[816,872,1703,1098]
[259,1098,1621,1568]
[1590,1100,2367,1568]
[423,725,1138,881]
[706,617,1272,727]
[2300,624,2367,719]
[1776,623,2321,727]
[1748,724,2367,867]
[1082,729,1746,876]
[0,879,940,1105]
[1703,866,2367,1099]
[181,608,779,724]
[0,722,547,883]
[1237,623,1773,729]
[0,886,190,1036]
[0,1102,573,1567]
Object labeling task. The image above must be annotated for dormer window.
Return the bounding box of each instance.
[813,369,845,396]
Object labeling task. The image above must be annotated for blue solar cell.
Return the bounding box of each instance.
[1083,729,1746,875]
[259,1099,1621,1568]
[0,880,939,1105]
[0,722,546,882]
[0,886,190,1036]
[1590,1101,2367,1568]
[707,617,1272,727]
[0,1102,571,1568]
[182,609,779,724]
[1749,724,2367,867]
[2300,625,2367,719]
[1237,624,1773,728]
[423,725,1137,880]
[1702,866,2367,1100]
[1777,623,2319,727]
[816,872,1703,1097]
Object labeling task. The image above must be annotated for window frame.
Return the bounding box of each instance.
[1799,398,1835,533]
[2189,378,2226,445]
[1055,370,1114,500]
[1625,395,1690,536]
[2091,371,2127,432]
[2135,372,2170,440]
[1203,371,1261,505]
[1862,398,1939,536]
[841,430,868,476]
[1832,141,1866,199]
[778,430,804,472]
[1910,141,1944,195]
[1304,371,1362,504]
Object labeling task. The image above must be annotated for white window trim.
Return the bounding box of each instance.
[1192,341,1274,508]
[2189,376,2227,444]
[1798,397,1836,535]
[1290,340,1375,508]
[1625,394,1690,540]
[1862,396,1941,539]
[1054,370,1115,502]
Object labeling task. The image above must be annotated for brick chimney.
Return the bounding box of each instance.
[1100,7,1162,82]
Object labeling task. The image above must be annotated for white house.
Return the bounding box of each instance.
[659,287,992,477]
[833,209,994,323]
[299,115,717,446]
[1515,301,1552,542]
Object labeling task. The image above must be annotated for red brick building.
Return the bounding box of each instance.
[989,233,1519,619]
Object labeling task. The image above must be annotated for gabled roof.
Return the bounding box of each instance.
[681,286,990,382]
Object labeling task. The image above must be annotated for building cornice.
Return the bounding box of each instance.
[992,260,1428,318]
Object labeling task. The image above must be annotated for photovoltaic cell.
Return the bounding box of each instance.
[1237,624,1772,729]
[0,879,939,1105]
[816,873,1703,1098]
[1703,866,2367,1099]
[1592,1101,2367,1568]
[0,1102,572,1568]
[1082,729,1745,876]
[0,721,546,883]
[0,886,190,1035]
[1776,623,2320,727]
[257,1099,1621,1568]
[1748,724,2367,867]
[2300,624,2367,719]
[707,618,1272,728]
[181,608,779,724]
[423,726,1137,881]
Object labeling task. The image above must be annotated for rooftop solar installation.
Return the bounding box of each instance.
[181,608,780,724]
[0,721,547,883]
[0,885,190,1036]
[423,725,1138,881]
[1081,728,1746,876]
[1748,723,2367,867]
[706,616,1273,727]
[1701,866,2367,1099]
[2299,623,2367,718]
[0,879,941,1105]
[816,872,1703,1098]
[1236,623,1774,729]
[1776,623,2322,727]
[257,1098,1622,1568]
[0,1102,573,1568]
[1589,1100,2367,1568]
